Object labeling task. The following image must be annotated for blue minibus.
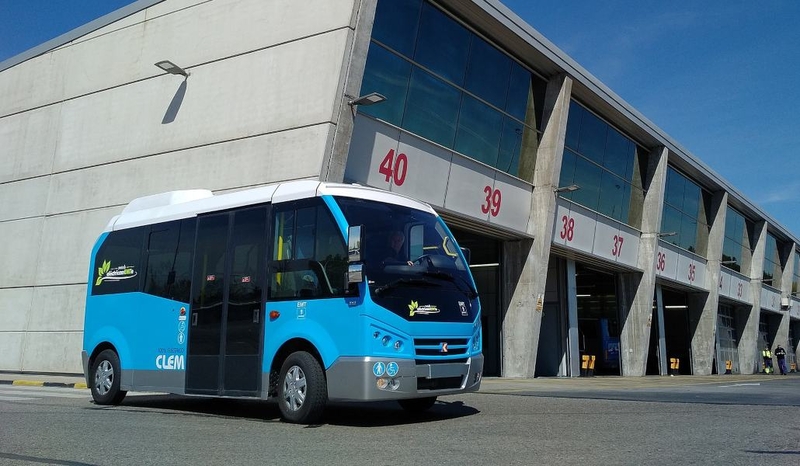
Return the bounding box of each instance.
[83,180,482,423]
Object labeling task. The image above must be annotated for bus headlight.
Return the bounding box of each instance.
[472,320,482,352]
[381,335,392,347]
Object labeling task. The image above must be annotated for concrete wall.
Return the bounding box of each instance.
[0,0,360,372]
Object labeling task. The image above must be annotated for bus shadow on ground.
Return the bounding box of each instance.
[100,395,479,427]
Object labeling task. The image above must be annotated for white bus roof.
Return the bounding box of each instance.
[106,180,437,232]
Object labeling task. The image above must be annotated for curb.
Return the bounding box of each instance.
[0,379,87,390]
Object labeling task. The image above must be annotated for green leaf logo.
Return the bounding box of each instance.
[408,300,418,316]
[95,260,112,286]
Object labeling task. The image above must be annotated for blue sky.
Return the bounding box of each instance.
[2,1,799,236]
[504,1,800,237]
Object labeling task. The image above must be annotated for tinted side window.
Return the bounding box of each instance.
[268,201,348,300]
[144,218,196,303]
[92,227,145,296]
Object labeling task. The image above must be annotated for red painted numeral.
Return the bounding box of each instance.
[612,235,624,257]
[688,264,696,282]
[737,282,743,298]
[481,186,502,217]
[560,215,575,242]
[656,252,666,271]
[378,149,408,186]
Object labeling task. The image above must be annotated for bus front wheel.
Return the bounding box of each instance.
[398,396,437,413]
[90,349,127,405]
[278,351,327,424]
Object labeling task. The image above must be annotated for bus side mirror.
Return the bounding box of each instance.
[348,263,363,284]
[348,225,362,263]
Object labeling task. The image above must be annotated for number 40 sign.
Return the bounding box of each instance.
[376,149,504,218]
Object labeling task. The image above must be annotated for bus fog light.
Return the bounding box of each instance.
[376,378,389,390]
[389,378,400,390]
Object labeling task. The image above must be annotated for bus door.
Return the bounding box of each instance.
[186,206,268,396]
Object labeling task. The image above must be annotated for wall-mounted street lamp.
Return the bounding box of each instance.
[155,60,190,78]
[657,232,677,238]
[553,184,580,193]
[347,92,386,107]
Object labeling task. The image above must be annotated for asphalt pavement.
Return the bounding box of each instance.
[1,370,795,394]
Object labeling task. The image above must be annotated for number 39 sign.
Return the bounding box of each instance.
[481,186,502,217]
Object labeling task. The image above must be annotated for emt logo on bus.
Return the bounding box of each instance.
[95,260,138,286]
[155,354,185,370]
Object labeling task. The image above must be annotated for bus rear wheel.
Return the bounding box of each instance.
[90,349,127,405]
[398,396,437,413]
[278,351,327,424]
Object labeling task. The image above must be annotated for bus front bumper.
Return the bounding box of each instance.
[326,354,483,402]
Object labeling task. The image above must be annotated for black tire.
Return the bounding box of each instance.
[398,396,437,413]
[90,349,127,405]
[277,351,327,424]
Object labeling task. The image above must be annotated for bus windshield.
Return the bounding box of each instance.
[334,196,477,322]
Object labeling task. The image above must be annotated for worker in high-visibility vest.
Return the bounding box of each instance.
[762,346,773,374]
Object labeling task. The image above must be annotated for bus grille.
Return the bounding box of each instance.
[413,338,469,359]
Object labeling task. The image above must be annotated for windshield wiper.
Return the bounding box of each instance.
[421,271,478,300]
[374,277,440,296]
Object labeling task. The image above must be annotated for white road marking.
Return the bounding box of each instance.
[718,383,761,388]
[0,386,90,399]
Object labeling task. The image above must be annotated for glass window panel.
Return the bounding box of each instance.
[725,207,738,240]
[722,237,740,263]
[295,207,316,260]
[683,182,700,218]
[371,0,422,57]
[619,183,632,224]
[576,109,607,165]
[632,146,648,189]
[92,227,144,296]
[602,128,630,177]
[736,214,746,241]
[664,168,685,210]
[465,36,510,109]
[360,44,411,126]
[454,94,503,166]
[506,62,531,122]
[624,142,636,181]
[680,214,698,252]
[414,2,470,86]
[597,171,625,220]
[497,117,523,176]
[403,67,461,148]
[564,101,582,150]
[661,205,682,247]
[558,149,578,202]
[570,156,602,211]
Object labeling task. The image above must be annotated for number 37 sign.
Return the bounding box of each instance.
[552,199,640,268]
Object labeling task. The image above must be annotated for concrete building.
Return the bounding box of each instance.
[2,0,799,377]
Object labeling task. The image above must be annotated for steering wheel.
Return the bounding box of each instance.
[413,254,433,267]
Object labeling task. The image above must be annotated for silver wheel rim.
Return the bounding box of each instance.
[94,360,114,396]
[282,365,307,412]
